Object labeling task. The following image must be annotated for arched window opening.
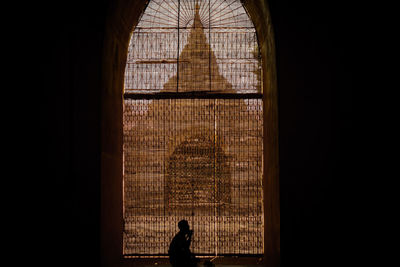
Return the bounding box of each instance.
[123,0,264,257]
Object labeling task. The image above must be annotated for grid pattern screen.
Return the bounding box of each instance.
[123,98,263,255]
[123,0,264,256]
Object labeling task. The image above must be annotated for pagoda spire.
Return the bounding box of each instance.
[162,2,233,92]
[193,3,201,29]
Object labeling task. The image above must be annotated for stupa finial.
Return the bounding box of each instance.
[193,2,202,28]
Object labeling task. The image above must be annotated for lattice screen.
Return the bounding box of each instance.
[123,0,264,256]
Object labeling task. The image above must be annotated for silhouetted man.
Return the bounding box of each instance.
[168,220,197,267]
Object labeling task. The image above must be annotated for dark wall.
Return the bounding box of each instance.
[267,1,353,266]
[28,0,353,266]
[32,1,107,267]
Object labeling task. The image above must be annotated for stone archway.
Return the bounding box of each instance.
[101,1,279,266]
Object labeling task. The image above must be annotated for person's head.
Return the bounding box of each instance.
[178,219,190,233]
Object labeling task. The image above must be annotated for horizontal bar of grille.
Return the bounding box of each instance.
[124,253,264,257]
[123,92,263,99]
[134,27,257,30]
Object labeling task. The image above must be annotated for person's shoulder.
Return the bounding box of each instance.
[171,232,181,242]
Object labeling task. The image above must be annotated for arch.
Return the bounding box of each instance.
[165,134,231,215]
[101,0,279,266]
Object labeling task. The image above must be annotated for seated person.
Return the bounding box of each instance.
[168,220,198,267]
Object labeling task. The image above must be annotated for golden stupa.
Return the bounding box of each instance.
[163,4,234,93]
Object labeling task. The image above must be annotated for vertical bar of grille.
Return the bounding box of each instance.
[177,0,180,92]
[235,98,239,255]
[213,98,217,255]
[208,0,211,92]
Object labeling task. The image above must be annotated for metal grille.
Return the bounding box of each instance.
[123,98,263,255]
[123,0,264,257]
[124,0,261,94]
